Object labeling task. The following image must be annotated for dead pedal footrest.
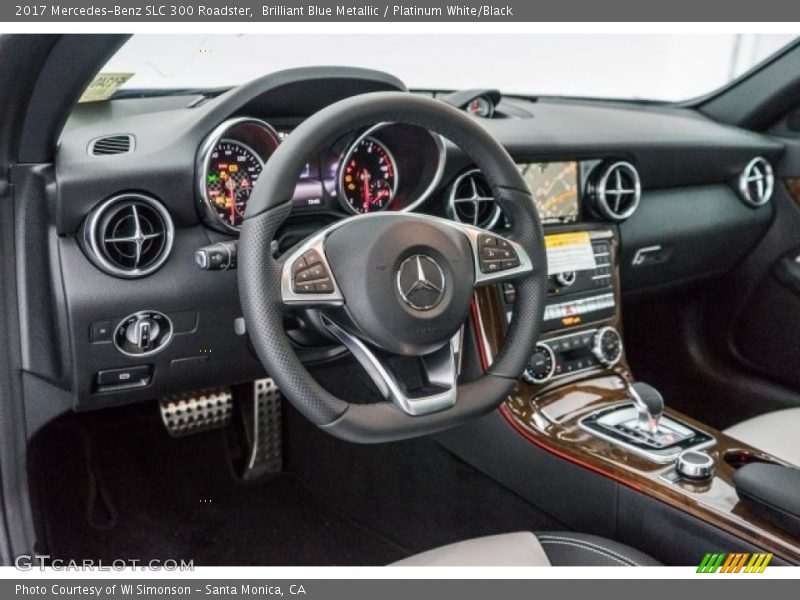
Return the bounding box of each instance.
[160,387,233,437]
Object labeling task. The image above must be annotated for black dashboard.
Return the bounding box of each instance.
[38,66,783,420]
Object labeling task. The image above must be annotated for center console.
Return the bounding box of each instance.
[470,222,800,564]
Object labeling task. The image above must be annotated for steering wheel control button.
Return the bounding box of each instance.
[292,249,334,294]
[290,256,307,273]
[478,233,520,274]
[314,278,334,293]
[96,365,151,390]
[113,311,173,357]
[479,234,497,248]
[676,450,715,480]
[397,254,447,311]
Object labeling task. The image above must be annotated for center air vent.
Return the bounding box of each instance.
[447,169,502,229]
[738,157,774,207]
[591,161,642,222]
[82,194,174,278]
[89,134,135,156]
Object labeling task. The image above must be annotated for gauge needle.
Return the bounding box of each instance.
[228,177,236,224]
[361,168,371,213]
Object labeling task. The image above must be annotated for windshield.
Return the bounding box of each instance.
[103,34,797,102]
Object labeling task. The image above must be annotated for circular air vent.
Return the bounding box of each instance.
[738,157,774,207]
[447,169,501,229]
[592,161,642,222]
[83,193,174,278]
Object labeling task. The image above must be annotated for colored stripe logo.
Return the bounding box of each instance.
[697,552,772,573]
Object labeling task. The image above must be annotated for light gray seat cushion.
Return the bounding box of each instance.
[391,531,659,566]
[724,408,800,467]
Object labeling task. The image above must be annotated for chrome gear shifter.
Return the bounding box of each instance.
[579,380,715,463]
[628,381,664,435]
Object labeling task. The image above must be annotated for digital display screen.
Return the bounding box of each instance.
[517,162,579,224]
[278,129,326,209]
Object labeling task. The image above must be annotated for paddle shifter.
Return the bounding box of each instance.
[628,381,664,435]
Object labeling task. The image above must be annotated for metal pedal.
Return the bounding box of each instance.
[240,378,283,481]
[160,387,233,437]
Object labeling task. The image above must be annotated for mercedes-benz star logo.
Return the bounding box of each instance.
[397,255,446,311]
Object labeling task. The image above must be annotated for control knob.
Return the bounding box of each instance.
[555,270,577,287]
[676,450,715,480]
[114,310,173,356]
[592,326,623,366]
[523,343,557,384]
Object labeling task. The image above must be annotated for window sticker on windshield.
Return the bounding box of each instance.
[545,232,597,275]
[78,72,134,103]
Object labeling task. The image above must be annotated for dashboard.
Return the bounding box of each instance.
[192,115,578,234]
[32,66,782,422]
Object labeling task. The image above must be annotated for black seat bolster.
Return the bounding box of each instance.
[536,532,661,566]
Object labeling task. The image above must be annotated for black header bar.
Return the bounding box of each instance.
[4,0,798,22]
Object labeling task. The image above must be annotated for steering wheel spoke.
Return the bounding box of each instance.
[323,316,462,416]
[280,232,345,307]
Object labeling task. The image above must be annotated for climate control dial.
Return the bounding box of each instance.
[523,343,557,384]
[592,326,623,367]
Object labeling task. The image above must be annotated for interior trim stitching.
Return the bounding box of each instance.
[538,536,639,566]
[539,534,639,564]
[539,540,633,567]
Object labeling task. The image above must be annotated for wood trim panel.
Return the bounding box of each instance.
[500,377,800,563]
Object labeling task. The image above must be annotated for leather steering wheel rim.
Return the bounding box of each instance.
[238,92,547,443]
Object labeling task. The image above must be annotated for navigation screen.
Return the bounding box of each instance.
[517,162,579,224]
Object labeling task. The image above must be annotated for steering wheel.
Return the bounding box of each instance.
[238,92,547,443]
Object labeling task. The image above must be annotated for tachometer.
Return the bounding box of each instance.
[204,140,263,230]
[338,137,398,214]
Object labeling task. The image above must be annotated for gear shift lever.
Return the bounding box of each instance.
[628,382,664,435]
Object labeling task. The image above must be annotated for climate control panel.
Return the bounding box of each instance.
[524,326,623,384]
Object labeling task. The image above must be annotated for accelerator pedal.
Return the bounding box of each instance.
[160,387,233,437]
[239,378,283,481]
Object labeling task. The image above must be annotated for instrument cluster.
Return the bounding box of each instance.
[196,118,445,234]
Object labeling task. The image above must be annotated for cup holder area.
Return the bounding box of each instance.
[724,449,780,469]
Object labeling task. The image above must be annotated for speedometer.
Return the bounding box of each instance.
[197,117,280,234]
[338,137,398,214]
[204,140,263,230]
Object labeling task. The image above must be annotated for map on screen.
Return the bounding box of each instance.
[517,162,579,223]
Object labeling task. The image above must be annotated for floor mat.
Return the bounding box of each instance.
[30,409,408,566]
[30,400,563,565]
[283,404,565,553]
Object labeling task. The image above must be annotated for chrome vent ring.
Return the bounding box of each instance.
[83,193,174,278]
[593,161,642,221]
[447,169,501,229]
[738,157,774,207]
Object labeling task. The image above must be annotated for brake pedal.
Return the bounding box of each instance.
[160,387,233,437]
[239,378,283,481]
